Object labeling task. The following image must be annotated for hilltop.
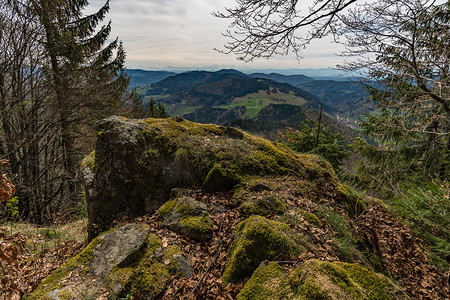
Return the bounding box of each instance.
[25,117,448,299]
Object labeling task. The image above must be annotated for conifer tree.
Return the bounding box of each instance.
[339,1,450,190]
[279,109,350,171]
[156,101,168,118]
[32,0,128,203]
[147,98,157,117]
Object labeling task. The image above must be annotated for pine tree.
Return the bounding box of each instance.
[279,109,350,171]
[33,0,128,203]
[342,1,450,192]
[147,98,157,117]
[156,101,168,118]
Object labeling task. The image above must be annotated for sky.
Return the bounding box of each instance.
[87,0,347,72]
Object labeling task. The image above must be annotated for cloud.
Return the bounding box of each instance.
[85,0,346,70]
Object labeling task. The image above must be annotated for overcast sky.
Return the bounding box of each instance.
[87,0,347,72]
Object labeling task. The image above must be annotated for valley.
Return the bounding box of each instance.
[127,68,371,139]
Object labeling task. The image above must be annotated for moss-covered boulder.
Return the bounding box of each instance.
[289,259,409,299]
[222,215,300,284]
[239,194,286,217]
[158,196,213,242]
[89,223,150,280]
[29,224,191,300]
[87,116,337,240]
[237,262,292,300]
[238,260,409,300]
[232,179,286,217]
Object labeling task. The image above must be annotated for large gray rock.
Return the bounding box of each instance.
[86,116,336,240]
[89,223,150,280]
[31,223,191,299]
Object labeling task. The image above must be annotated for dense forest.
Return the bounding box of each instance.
[1,0,449,299]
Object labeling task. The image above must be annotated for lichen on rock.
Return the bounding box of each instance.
[158,196,213,242]
[222,215,300,284]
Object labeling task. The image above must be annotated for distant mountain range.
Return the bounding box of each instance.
[145,70,324,110]
[126,69,177,87]
[300,80,373,118]
[125,68,372,139]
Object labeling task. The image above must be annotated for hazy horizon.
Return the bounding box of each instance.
[125,66,352,78]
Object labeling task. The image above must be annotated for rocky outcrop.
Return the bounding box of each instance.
[46,116,436,299]
[87,116,335,240]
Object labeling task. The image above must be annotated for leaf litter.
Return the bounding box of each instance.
[2,176,449,299]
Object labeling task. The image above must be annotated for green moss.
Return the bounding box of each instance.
[174,198,199,216]
[158,200,177,219]
[104,233,170,298]
[106,267,135,297]
[336,183,352,197]
[231,187,246,206]
[159,197,213,241]
[144,128,175,154]
[238,195,286,217]
[173,198,212,235]
[143,233,163,257]
[335,183,366,218]
[304,212,322,227]
[367,254,385,274]
[289,259,409,300]
[204,163,242,192]
[57,288,72,300]
[339,262,400,298]
[162,245,181,268]
[131,262,170,299]
[302,155,337,181]
[139,149,160,170]
[223,215,300,284]
[132,233,170,296]
[162,245,189,276]
[247,180,273,192]
[237,262,292,300]
[81,151,95,173]
[163,245,182,261]
[180,215,213,234]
